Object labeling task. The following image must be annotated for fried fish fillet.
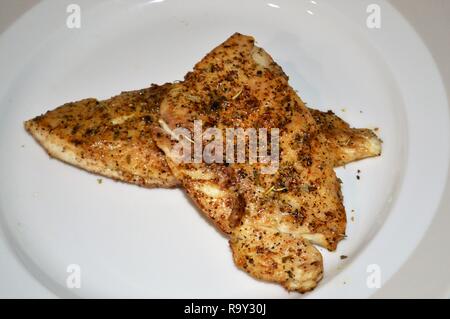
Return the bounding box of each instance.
[153,33,353,292]
[24,34,381,293]
[309,109,381,167]
[24,84,178,188]
[25,87,380,189]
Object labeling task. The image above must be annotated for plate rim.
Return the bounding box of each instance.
[0,0,449,298]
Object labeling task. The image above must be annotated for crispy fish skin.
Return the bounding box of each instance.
[24,83,178,188]
[153,33,349,291]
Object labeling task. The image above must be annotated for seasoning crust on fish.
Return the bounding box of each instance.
[153,33,348,292]
[24,33,382,293]
[25,88,381,188]
[25,84,177,188]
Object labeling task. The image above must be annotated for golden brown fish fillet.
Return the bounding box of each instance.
[153,33,351,292]
[24,83,178,188]
[25,87,381,189]
[23,35,380,292]
[310,109,381,167]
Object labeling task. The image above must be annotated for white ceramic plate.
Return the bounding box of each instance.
[0,0,448,298]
